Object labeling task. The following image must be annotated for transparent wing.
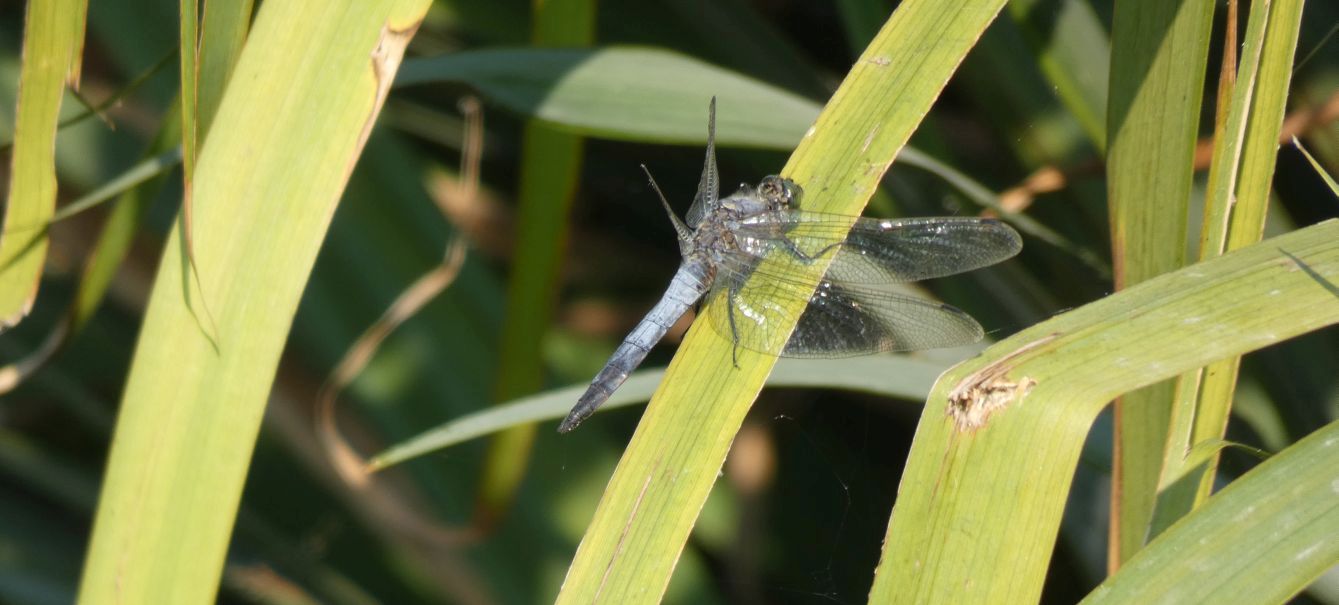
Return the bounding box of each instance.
[731,213,1022,283]
[685,98,718,228]
[704,253,985,358]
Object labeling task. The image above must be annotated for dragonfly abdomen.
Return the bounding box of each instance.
[558,263,710,432]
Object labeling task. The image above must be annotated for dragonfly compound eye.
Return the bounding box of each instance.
[758,175,802,207]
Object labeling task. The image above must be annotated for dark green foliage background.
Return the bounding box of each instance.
[0,0,1335,603]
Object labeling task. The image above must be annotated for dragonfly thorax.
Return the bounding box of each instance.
[686,174,803,268]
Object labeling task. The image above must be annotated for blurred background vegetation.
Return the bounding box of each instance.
[0,0,1336,603]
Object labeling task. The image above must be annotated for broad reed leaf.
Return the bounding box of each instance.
[75,3,430,602]
[869,220,1339,603]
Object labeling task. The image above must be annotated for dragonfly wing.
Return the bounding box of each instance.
[705,253,985,358]
[779,281,983,356]
[685,98,718,228]
[732,213,1022,283]
[701,252,806,356]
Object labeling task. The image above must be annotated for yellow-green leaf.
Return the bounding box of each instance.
[869,220,1339,603]
[1085,420,1339,604]
[1104,0,1215,566]
[75,2,430,603]
[0,0,88,328]
[1158,0,1307,540]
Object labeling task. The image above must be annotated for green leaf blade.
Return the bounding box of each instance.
[1084,420,1339,605]
[74,3,431,602]
[1104,0,1216,566]
[871,220,1339,603]
[398,46,822,148]
[0,0,89,327]
[368,355,947,470]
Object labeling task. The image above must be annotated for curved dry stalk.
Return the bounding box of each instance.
[315,96,483,546]
[316,236,470,485]
[0,317,68,393]
[314,236,475,545]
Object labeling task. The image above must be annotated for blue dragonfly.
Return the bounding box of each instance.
[559,99,1021,432]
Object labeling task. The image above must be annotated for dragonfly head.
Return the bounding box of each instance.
[757,175,802,209]
[719,176,802,216]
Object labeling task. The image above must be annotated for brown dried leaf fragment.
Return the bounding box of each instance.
[946,334,1055,431]
[948,374,1037,432]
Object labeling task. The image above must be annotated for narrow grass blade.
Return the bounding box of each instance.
[1158,0,1308,540]
[869,220,1339,603]
[1104,0,1215,567]
[0,0,89,328]
[368,355,948,471]
[176,0,220,347]
[179,0,198,178]
[178,0,199,247]
[74,3,430,603]
[179,0,256,348]
[1084,420,1339,605]
[1295,136,1339,196]
[555,1,1011,602]
[1199,0,1278,258]
[1154,0,1270,548]
[49,146,183,225]
[198,0,255,133]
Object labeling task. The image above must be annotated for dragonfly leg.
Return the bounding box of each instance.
[778,235,841,264]
[726,283,743,369]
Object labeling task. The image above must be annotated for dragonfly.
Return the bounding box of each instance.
[558,98,1022,433]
